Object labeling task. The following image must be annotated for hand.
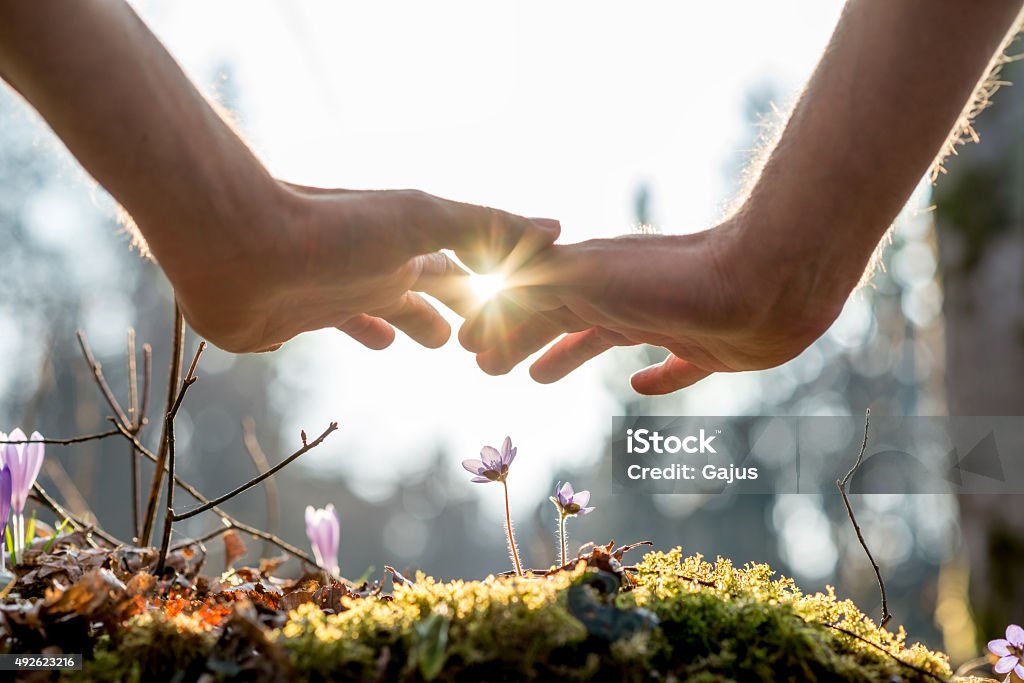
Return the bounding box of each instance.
[167,183,559,353]
[459,217,846,394]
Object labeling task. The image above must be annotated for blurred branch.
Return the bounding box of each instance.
[42,457,94,524]
[127,330,140,537]
[141,302,185,545]
[157,341,205,574]
[836,408,891,629]
[241,416,280,557]
[823,623,943,683]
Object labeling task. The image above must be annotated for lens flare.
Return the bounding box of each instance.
[468,273,506,302]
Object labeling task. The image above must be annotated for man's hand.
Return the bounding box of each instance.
[460,217,842,394]
[170,183,558,353]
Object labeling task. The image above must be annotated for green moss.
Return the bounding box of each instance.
[77,549,952,682]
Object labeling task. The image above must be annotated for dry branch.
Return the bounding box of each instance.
[836,408,891,629]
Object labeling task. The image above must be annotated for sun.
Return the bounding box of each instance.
[467,273,507,302]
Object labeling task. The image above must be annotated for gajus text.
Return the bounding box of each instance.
[626,428,717,454]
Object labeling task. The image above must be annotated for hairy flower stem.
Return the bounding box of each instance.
[501,481,523,576]
[558,515,568,566]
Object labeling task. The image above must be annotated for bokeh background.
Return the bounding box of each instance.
[1,0,1021,665]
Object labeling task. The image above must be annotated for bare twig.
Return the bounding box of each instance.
[0,429,121,446]
[30,483,124,548]
[241,417,280,556]
[156,342,205,574]
[141,303,185,545]
[109,419,321,567]
[76,330,130,427]
[42,457,94,524]
[836,409,891,629]
[169,520,233,552]
[127,330,140,537]
[171,422,338,522]
[139,343,152,430]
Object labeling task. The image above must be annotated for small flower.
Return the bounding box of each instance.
[1,428,45,515]
[990,624,1024,680]
[305,504,340,577]
[549,481,595,517]
[462,436,517,484]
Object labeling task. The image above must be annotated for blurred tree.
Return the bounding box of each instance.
[934,44,1024,639]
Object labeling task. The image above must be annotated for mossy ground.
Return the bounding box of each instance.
[77,548,952,682]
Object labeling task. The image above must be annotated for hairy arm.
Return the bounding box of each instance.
[0,0,557,353]
[0,0,280,277]
[740,0,1024,320]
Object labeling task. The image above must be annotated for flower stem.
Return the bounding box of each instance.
[558,514,568,566]
[501,481,523,576]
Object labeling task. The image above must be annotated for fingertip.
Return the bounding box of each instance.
[529,217,561,241]
[477,352,512,377]
[419,323,452,349]
[528,361,558,385]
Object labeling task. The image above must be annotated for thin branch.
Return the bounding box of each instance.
[171,422,338,522]
[141,303,185,545]
[824,623,945,683]
[169,520,233,552]
[30,483,124,548]
[156,342,206,574]
[139,343,152,430]
[42,457,94,524]
[0,429,120,446]
[836,408,891,629]
[76,330,130,427]
[128,330,140,538]
[241,417,280,556]
[109,418,320,567]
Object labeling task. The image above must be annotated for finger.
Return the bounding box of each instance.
[401,191,561,273]
[254,343,284,353]
[411,252,478,318]
[476,314,564,376]
[337,314,397,350]
[457,293,537,353]
[474,307,593,375]
[371,292,452,349]
[630,354,713,395]
[529,327,633,384]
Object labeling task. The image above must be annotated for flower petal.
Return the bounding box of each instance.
[1016,662,1024,680]
[470,476,491,484]
[1008,624,1024,647]
[991,639,1013,657]
[578,506,595,516]
[995,655,1019,674]
[462,458,486,474]
[573,490,590,508]
[479,446,501,467]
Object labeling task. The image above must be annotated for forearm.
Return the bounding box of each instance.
[740,0,1023,307]
[0,0,283,273]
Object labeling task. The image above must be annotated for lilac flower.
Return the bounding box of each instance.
[1,428,44,515]
[1,428,44,563]
[549,481,595,566]
[0,466,10,569]
[550,481,595,518]
[989,624,1024,680]
[462,436,516,484]
[463,437,523,576]
[305,504,340,577]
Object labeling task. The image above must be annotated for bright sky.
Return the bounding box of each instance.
[131,0,846,510]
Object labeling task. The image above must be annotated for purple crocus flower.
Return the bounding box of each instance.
[305,504,340,577]
[462,436,517,484]
[0,465,11,566]
[989,624,1024,680]
[1,428,45,515]
[551,481,595,517]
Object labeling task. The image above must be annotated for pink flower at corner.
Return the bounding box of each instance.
[989,624,1024,680]
[304,504,340,577]
[462,436,517,484]
[1,428,44,515]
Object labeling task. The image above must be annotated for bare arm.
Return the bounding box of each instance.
[465,0,1024,394]
[0,0,557,352]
